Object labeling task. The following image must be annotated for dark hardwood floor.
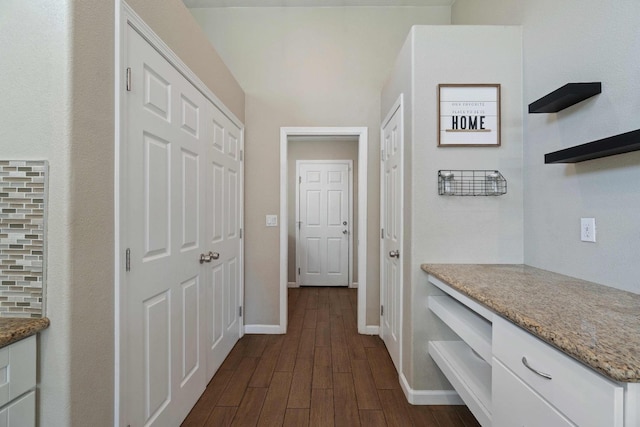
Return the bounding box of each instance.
[182,286,480,426]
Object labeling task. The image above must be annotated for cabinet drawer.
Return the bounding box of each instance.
[493,317,623,427]
[0,336,36,409]
[492,358,573,427]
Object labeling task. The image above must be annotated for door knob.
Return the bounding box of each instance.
[389,250,400,258]
[342,230,348,235]
[199,251,220,264]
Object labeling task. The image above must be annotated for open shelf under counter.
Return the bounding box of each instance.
[429,341,492,427]
[429,295,492,365]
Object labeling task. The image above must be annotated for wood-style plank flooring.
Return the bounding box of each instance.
[182,287,480,427]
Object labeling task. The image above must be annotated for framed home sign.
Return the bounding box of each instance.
[438,84,501,147]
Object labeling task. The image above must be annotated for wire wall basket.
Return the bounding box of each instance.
[438,170,507,196]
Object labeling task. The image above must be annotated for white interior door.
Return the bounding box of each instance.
[297,161,351,287]
[124,25,206,426]
[122,23,244,426]
[380,103,403,372]
[205,104,244,379]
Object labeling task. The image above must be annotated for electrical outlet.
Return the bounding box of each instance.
[266,215,278,227]
[581,218,596,242]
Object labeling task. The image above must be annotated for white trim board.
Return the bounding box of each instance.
[400,373,464,405]
[244,324,283,334]
[280,127,369,334]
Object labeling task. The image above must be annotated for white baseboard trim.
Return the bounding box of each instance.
[244,324,284,334]
[400,373,463,405]
[349,282,358,289]
[287,282,297,288]
[359,325,379,335]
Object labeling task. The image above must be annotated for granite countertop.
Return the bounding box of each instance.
[0,317,50,349]
[421,264,640,383]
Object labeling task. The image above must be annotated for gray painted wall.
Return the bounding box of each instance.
[453,0,640,295]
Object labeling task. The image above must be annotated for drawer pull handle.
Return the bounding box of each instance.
[522,357,552,380]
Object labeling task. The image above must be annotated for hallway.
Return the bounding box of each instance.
[182,287,479,426]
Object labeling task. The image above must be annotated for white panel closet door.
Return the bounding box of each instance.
[124,25,207,426]
[297,161,350,287]
[380,104,403,372]
[205,104,243,379]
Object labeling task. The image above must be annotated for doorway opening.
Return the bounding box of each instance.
[280,127,369,334]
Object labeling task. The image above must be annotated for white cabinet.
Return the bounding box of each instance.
[493,316,624,427]
[427,274,631,427]
[0,336,36,427]
[428,276,493,426]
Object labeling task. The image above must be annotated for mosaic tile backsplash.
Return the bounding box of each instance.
[0,161,47,318]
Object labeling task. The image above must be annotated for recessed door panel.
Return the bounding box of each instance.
[212,120,224,154]
[306,238,321,274]
[143,65,171,121]
[227,169,238,238]
[226,257,238,328]
[144,133,171,261]
[144,291,171,423]
[305,190,321,227]
[209,264,224,348]
[326,237,342,274]
[227,133,238,160]
[181,149,199,251]
[211,163,224,244]
[181,277,199,386]
[180,95,199,137]
[327,190,343,226]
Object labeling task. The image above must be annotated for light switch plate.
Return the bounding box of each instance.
[581,218,596,242]
[266,215,278,227]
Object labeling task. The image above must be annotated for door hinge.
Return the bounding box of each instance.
[125,248,131,272]
[240,149,244,161]
[299,176,302,184]
[240,228,243,238]
[298,267,300,275]
[239,306,243,317]
[381,305,384,316]
[381,228,384,239]
[381,149,385,159]
[126,67,132,92]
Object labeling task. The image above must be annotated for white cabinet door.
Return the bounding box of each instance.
[380,102,403,371]
[0,390,35,427]
[493,359,574,427]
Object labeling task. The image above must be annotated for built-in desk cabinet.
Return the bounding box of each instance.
[427,274,631,427]
[0,336,36,427]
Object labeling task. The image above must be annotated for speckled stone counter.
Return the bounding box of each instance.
[0,317,49,349]
[421,264,640,383]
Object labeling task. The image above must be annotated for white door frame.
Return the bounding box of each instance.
[295,160,353,287]
[280,127,371,334]
[115,3,245,425]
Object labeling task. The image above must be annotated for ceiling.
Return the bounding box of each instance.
[184,0,454,7]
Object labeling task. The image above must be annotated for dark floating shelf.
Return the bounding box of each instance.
[529,82,601,113]
[545,128,640,163]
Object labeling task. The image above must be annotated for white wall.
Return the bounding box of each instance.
[1,0,244,424]
[452,0,640,294]
[381,25,523,391]
[189,6,452,326]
